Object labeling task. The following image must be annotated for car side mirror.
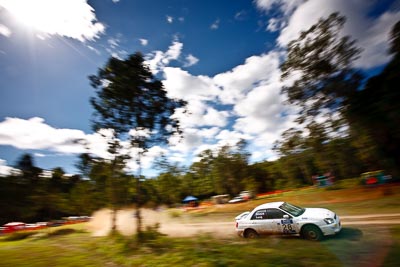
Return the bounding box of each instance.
[283,215,290,219]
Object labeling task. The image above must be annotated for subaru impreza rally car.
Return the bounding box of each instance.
[235,201,341,240]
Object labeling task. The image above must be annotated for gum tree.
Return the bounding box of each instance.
[89,52,185,237]
[280,12,363,126]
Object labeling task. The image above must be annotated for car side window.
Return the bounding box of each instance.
[266,208,287,219]
[251,209,268,220]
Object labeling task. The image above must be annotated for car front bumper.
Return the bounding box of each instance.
[320,218,342,236]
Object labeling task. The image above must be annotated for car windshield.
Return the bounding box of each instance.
[279,202,305,217]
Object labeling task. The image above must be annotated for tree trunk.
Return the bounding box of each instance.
[135,149,143,240]
[135,173,143,240]
[111,207,117,233]
[136,208,142,239]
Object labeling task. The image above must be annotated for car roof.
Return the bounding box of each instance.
[253,201,285,210]
[3,222,25,226]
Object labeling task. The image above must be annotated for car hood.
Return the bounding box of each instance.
[300,208,335,219]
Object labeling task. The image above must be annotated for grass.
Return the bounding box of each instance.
[181,182,400,222]
[0,225,399,266]
[1,182,399,266]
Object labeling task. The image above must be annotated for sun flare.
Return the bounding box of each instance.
[0,0,104,41]
[1,0,60,32]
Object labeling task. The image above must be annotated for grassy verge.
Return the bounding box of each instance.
[0,224,399,267]
[179,183,400,223]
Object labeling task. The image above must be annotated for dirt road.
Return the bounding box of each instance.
[87,209,400,237]
[340,213,400,225]
[171,214,400,237]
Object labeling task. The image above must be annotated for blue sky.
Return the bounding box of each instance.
[0,0,399,176]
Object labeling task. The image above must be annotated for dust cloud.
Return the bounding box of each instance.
[86,208,235,238]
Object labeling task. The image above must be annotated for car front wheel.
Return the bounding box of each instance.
[302,225,323,241]
[244,229,258,239]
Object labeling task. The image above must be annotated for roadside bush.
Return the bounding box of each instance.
[47,228,76,237]
[168,209,182,218]
[2,231,35,241]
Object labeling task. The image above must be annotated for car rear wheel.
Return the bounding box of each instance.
[302,225,323,241]
[244,229,258,239]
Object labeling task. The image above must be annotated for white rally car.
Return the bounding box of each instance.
[235,201,341,240]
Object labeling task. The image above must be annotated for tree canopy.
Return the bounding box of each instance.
[280,12,363,124]
[89,52,185,148]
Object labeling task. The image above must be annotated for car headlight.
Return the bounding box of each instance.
[324,218,335,224]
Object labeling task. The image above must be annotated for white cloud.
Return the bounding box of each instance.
[234,84,284,133]
[169,127,204,154]
[235,10,247,21]
[0,23,11,37]
[87,45,100,55]
[0,117,86,153]
[108,37,120,48]
[162,49,298,163]
[254,0,305,32]
[0,159,20,176]
[198,127,221,139]
[125,145,167,173]
[166,15,173,23]
[105,35,128,59]
[355,11,400,68]
[183,54,199,67]
[267,18,280,32]
[275,0,400,69]
[255,0,305,15]
[106,49,127,60]
[215,129,252,143]
[0,0,105,42]
[210,19,220,30]
[112,0,120,3]
[139,38,148,46]
[171,100,229,130]
[214,52,282,104]
[203,108,230,127]
[163,67,219,101]
[0,117,169,174]
[146,40,183,74]
[0,117,116,160]
[166,41,183,60]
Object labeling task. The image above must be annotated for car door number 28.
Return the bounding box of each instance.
[281,219,296,234]
[282,224,294,233]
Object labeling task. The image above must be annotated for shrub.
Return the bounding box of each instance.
[47,228,76,237]
[3,231,35,241]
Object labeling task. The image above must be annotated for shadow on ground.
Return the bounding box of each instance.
[326,227,363,241]
[241,227,363,242]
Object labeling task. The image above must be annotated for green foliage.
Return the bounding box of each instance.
[167,209,183,218]
[2,231,35,241]
[88,52,186,234]
[47,228,77,237]
[347,20,400,177]
[384,226,400,266]
[89,52,185,148]
[278,13,400,180]
[1,225,399,267]
[155,172,183,205]
[281,12,363,124]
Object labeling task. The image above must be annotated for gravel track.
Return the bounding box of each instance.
[87,209,400,237]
